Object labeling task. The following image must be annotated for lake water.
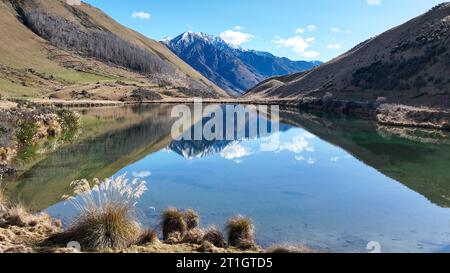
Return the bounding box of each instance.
[5,104,450,253]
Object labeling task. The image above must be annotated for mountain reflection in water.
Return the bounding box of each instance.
[4,104,450,253]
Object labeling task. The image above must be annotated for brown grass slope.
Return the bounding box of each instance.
[245,3,450,109]
[0,0,227,99]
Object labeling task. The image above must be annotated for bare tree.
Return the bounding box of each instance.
[25,10,174,75]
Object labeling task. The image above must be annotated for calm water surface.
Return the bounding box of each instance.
[5,104,450,253]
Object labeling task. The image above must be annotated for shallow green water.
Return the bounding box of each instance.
[5,104,450,253]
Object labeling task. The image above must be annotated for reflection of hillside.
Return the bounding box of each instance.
[6,105,177,211]
[279,110,450,207]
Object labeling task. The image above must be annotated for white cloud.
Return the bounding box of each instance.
[367,0,381,5]
[307,25,317,32]
[327,43,342,50]
[345,30,353,34]
[331,27,341,33]
[273,35,319,58]
[233,26,243,30]
[295,155,305,161]
[220,30,254,46]
[330,157,340,162]
[132,11,151,20]
[220,143,252,160]
[307,158,317,165]
[277,133,315,154]
[132,170,151,178]
[295,28,305,34]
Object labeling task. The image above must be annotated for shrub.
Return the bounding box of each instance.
[0,183,7,208]
[56,109,81,140]
[225,215,255,249]
[16,120,38,147]
[161,207,187,240]
[54,174,147,250]
[183,209,200,230]
[203,227,227,248]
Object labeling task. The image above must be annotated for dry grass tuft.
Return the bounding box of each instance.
[138,229,159,245]
[0,204,30,227]
[164,231,182,245]
[197,240,217,253]
[203,226,227,248]
[52,174,147,250]
[161,207,187,240]
[183,209,200,230]
[182,228,204,245]
[225,215,255,249]
[58,204,141,250]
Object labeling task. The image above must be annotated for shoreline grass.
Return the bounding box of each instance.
[0,176,316,253]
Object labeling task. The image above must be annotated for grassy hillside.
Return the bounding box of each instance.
[0,0,227,99]
[246,3,450,109]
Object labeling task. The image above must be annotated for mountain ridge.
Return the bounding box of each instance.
[164,31,321,96]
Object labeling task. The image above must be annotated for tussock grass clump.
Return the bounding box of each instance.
[197,240,216,253]
[165,231,182,245]
[55,174,147,250]
[161,207,187,241]
[0,203,56,233]
[61,204,141,250]
[225,215,255,249]
[183,209,200,230]
[138,229,159,245]
[182,228,204,245]
[203,227,227,248]
[0,204,30,227]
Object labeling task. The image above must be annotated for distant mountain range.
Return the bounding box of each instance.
[163,32,321,96]
[246,3,450,109]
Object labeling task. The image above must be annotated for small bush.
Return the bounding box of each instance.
[161,207,187,240]
[56,109,81,139]
[225,215,255,249]
[16,120,37,147]
[203,227,227,248]
[0,182,6,208]
[183,209,200,230]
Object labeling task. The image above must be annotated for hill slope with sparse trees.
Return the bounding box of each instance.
[0,0,227,100]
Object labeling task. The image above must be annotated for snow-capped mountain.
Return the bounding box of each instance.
[163,32,321,96]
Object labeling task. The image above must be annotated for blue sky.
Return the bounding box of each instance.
[83,0,444,62]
